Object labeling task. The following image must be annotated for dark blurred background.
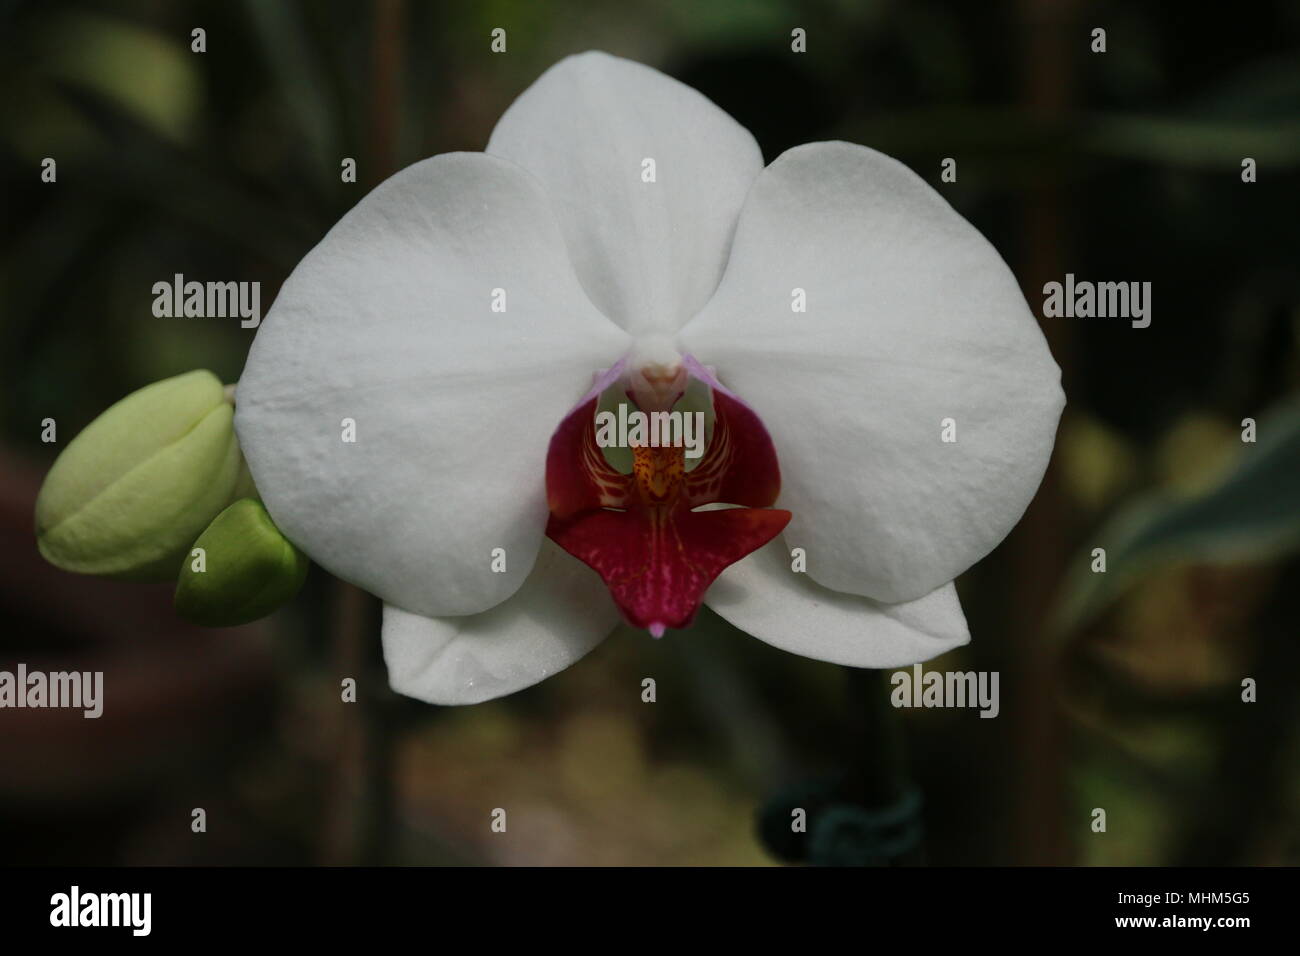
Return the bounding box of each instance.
[2,0,1298,865]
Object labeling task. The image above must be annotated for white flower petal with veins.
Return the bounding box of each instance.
[382,540,620,705]
[236,152,628,617]
[681,141,1064,604]
[488,51,764,335]
[705,538,969,669]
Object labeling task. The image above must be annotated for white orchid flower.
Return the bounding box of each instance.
[234,52,1064,706]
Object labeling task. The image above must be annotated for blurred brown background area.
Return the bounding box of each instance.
[2,0,1298,866]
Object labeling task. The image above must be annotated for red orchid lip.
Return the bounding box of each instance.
[545,355,790,634]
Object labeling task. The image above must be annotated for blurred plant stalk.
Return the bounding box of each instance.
[319,0,407,867]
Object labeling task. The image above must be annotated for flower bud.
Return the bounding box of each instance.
[36,370,244,580]
[174,498,308,627]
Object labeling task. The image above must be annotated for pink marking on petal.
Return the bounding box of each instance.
[686,388,782,509]
[681,353,781,508]
[546,359,630,520]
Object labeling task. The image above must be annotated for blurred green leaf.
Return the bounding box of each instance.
[41,11,200,144]
[241,0,340,189]
[1190,55,1300,121]
[1054,394,1300,635]
[1086,113,1300,168]
[52,81,318,266]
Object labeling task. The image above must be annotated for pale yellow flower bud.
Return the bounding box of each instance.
[36,369,244,580]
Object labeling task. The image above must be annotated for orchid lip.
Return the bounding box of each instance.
[545,353,790,634]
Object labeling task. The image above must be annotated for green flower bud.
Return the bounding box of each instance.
[36,370,244,580]
[174,498,308,627]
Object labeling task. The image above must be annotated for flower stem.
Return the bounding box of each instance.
[843,669,907,801]
[841,667,925,866]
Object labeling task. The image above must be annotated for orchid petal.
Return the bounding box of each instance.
[704,538,969,668]
[487,51,763,335]
[236,152,628,617]
[382,540,619,706]
[681,142,1064,603]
